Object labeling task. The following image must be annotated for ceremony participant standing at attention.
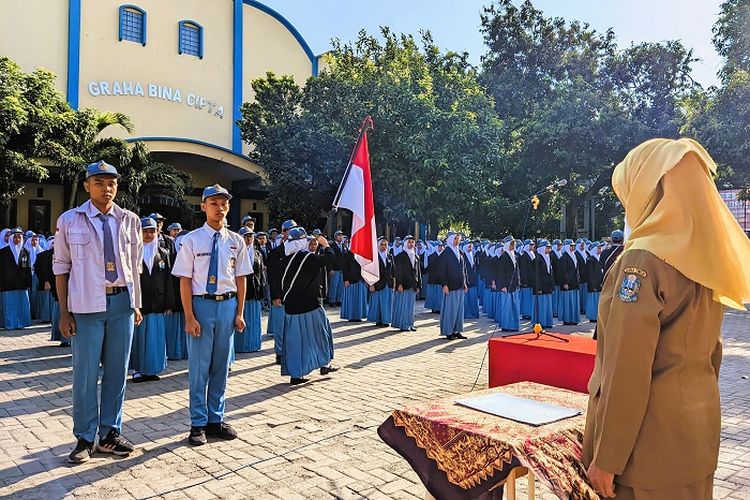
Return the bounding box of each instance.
[172,184,252,446]
[575,239,589,315]
[416,240,428,300]
[463,241,480,319]
[492,244,505,322]
[550,239,564,317]
[241,215,256,232]
[558,239,581,325]
[280,227,338,385]
[130,217,174,383]
[0,227,32,329]
[255,231,271,310]
[341,246,368,321]
[235,228,264,353]
[35,238,64,344]
[392,235,421,332]
[367,237,394,327]
[585,243,604,323]
[494,236,520,332]
[266,220,299,364]
[327,230,346,307]
[518,239,536,320]
[25,233,44,319]
[481,244,497,318]
[584,138,750,500]
[424,241,444,313]
[54,161,143,463]
[599,229,625,275]
[532,240,555,328]
[437,232,467,340]
[149,213,175,260]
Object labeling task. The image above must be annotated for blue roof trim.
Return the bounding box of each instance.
[126,136,254,162]
[67,0,82,109]
[243,0,315,65]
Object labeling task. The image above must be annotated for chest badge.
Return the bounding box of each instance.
[618,274,641,303]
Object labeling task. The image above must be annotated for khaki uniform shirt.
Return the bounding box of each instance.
[583,249,723,489]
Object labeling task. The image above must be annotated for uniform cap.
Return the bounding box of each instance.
[241,215,256,224]
[141,217,157,230]
[281,220,298,232]
[287,227,307,241]
[167,222,182,231]
[201,184,232,201]
[239,227,254,236]
[611,229,624,243]
[85,160,119,179]
[148,212,165,221]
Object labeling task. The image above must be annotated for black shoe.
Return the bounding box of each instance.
[320,365,340,375]
[205,422,237,440]
[67,438,94,464]
[589,320,597,323]
[453,333,467,339]
[290,377,309,385]
[409,327,417,332]
[446,334,455,340]
[399,329,409,332]
[189,426,207,446]
[97,430,135,456]
[275,354,281,365]
[59,341,71,347]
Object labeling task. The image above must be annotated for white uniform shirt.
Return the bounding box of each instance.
[172,223,252,295]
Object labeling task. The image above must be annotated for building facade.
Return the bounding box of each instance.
[0,0,323,232]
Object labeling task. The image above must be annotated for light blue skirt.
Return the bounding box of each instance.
[464,287,479,319]
[0,291,3,329]
[560,290,581,324]
[498,291,520,331]
[29,274,39,319]
[327,271,344,303]
[477,278,485,305]
[483,287,495,316]
[392,289,417,330]
[36,289,53,322]
[552,286,560,317]
[424,284,442,311]
[440,289,465,336]
[50,301,62,341]
[519,287,534,317]
[579,283,588,314]
[367,287,393,324]
[531,294,554,328]
[1,290,32,330]
[236,299,262,352]
[281,307,334,379]
[130,313,167,376]
[270,304,285,355]
[418,273,428,300]
[165,312,188,360]
[341,281,368,320]
[586,291,600,321]
[493,291,504,323]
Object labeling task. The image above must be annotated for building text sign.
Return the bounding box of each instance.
[87,80,224,119]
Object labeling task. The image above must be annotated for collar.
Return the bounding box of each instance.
[79,200,122,220]
[201,222,227,238]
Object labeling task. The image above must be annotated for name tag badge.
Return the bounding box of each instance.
[158,260,165,270]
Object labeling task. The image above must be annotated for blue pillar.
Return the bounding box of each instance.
[232,0,244,154]
[67,0,82,109]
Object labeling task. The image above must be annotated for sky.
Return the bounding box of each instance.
[261,0,725,88]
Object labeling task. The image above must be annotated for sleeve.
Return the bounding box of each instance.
[234,238,253,277]
[171,236,194,278]
[590,253,665,475]
[52,215,72,276]
[315,247,335,270]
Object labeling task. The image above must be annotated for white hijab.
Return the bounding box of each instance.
[565,245,578,267]
[539,246,552,273]
[143,238,159,273]
[285,238,308,256]
[445,232,461,261]
[525,244,536,260]
[403,243,416,266]
[0,229,9,250]
[503,240,516,265]
[10,239,23,264]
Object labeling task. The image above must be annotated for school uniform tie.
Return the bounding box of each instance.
[97,213,118,283]
[206,232,219,294]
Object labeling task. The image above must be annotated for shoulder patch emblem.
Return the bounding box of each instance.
[619,274,641,303]
[623,267,647,278]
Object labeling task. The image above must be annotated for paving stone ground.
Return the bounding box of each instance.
[0,302,748,499]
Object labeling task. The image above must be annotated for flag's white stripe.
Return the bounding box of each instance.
[336,163,366,221]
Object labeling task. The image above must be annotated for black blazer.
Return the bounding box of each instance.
[246,249,266,301]
[394,251,421,291]
[519,253,534,288]
[464,252,478,288]
[559,253,580,290]
[342,252,363,283]
[575,251,589,282]
[373,253,394,291]
[586,257,605,292]
[0,246,32,291]
[427,252,443,285]
[140,247,175,315]
[600,245,624,275]
[534,255,554,295]
[551,252,565,286]
[34,249,57,300]
[437,249,466,291]
[331,243,347,272]
[281,248,335,315]
[494,253,520,292]
[266,244,286,301]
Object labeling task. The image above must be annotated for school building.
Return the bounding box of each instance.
[0,0,325,233]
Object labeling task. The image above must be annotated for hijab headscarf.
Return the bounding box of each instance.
[404,241,416,266]
[10,237,23,264]
[613,138,750,309]
[24,236,44,267]
[503,239,516,265]
[538,244,552,273]
[143,238,159,273]
[0,229,9,250]
[564,241,577,268]
[445,232,461,261]
[284,238,308,256]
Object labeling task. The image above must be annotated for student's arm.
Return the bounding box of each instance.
[56,274,75,337]
[234,275,246,332]
[180,277,200,336]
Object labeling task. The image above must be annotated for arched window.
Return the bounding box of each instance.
[178,20,203,59]
[118,5,146,45]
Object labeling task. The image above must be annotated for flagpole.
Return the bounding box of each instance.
[332,116,374,210]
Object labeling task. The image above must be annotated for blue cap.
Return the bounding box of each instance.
[149,212,165,221]
[404,235,416,241]
[10,227,23,235]
[377,236,388,242]
[268,228,279,234]
[141,217,157,230]
[538,239,550,247]
[552,239,561,245]
[201,184,232,201]
[312,229,322,236]
[239,227,254,236]
[85,160,119,179]
[564,239,574,245]
[611,229,624,243]
[241,215,256,224]
[287,227,307,241]
[281,219,298,232]
[502,235,514,244]
[334,230,344,237]
[167,222,182,231]
[256,231,267,237]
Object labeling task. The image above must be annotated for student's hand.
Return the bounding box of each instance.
[134,308,143,326]
[442,285,449,295]
[329,271,334,277]
[586,463,615,498]
[344,281,350,288]
[44,282,51,291]
[501,287,507,293]
[563,284,569,290]
[491,282,496,290]
[464,285,468,292]
[185,316,201,337]
[235,315,246,333]
[398,285,404,292]
[316,235,329,248]
[59,313,76,338]
[272,299,282,306]
[165,309,172,315]
[369,285,375,292]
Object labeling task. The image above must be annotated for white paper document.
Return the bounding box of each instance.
[456,392,581,426]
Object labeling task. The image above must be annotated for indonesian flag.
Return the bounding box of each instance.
[333,117,379,285]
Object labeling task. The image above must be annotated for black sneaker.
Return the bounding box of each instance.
[205,422,237,440]
[453,333,467,339]
[290,377,309,385]
[67,438,94,464]
[275,354,282,365]
[96,429,135,456]
[320,365,340,375]
[189,426,207,446]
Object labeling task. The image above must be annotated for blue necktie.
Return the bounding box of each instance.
[97,213,118,283]
[206,232,219,294]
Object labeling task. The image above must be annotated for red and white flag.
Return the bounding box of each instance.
[332,117,379,285]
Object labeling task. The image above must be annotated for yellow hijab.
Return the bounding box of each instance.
[612,138,750,310]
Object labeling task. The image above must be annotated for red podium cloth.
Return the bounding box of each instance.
[489,334,596,393]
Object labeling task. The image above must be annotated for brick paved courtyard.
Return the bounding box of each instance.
[0,304,748,499]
